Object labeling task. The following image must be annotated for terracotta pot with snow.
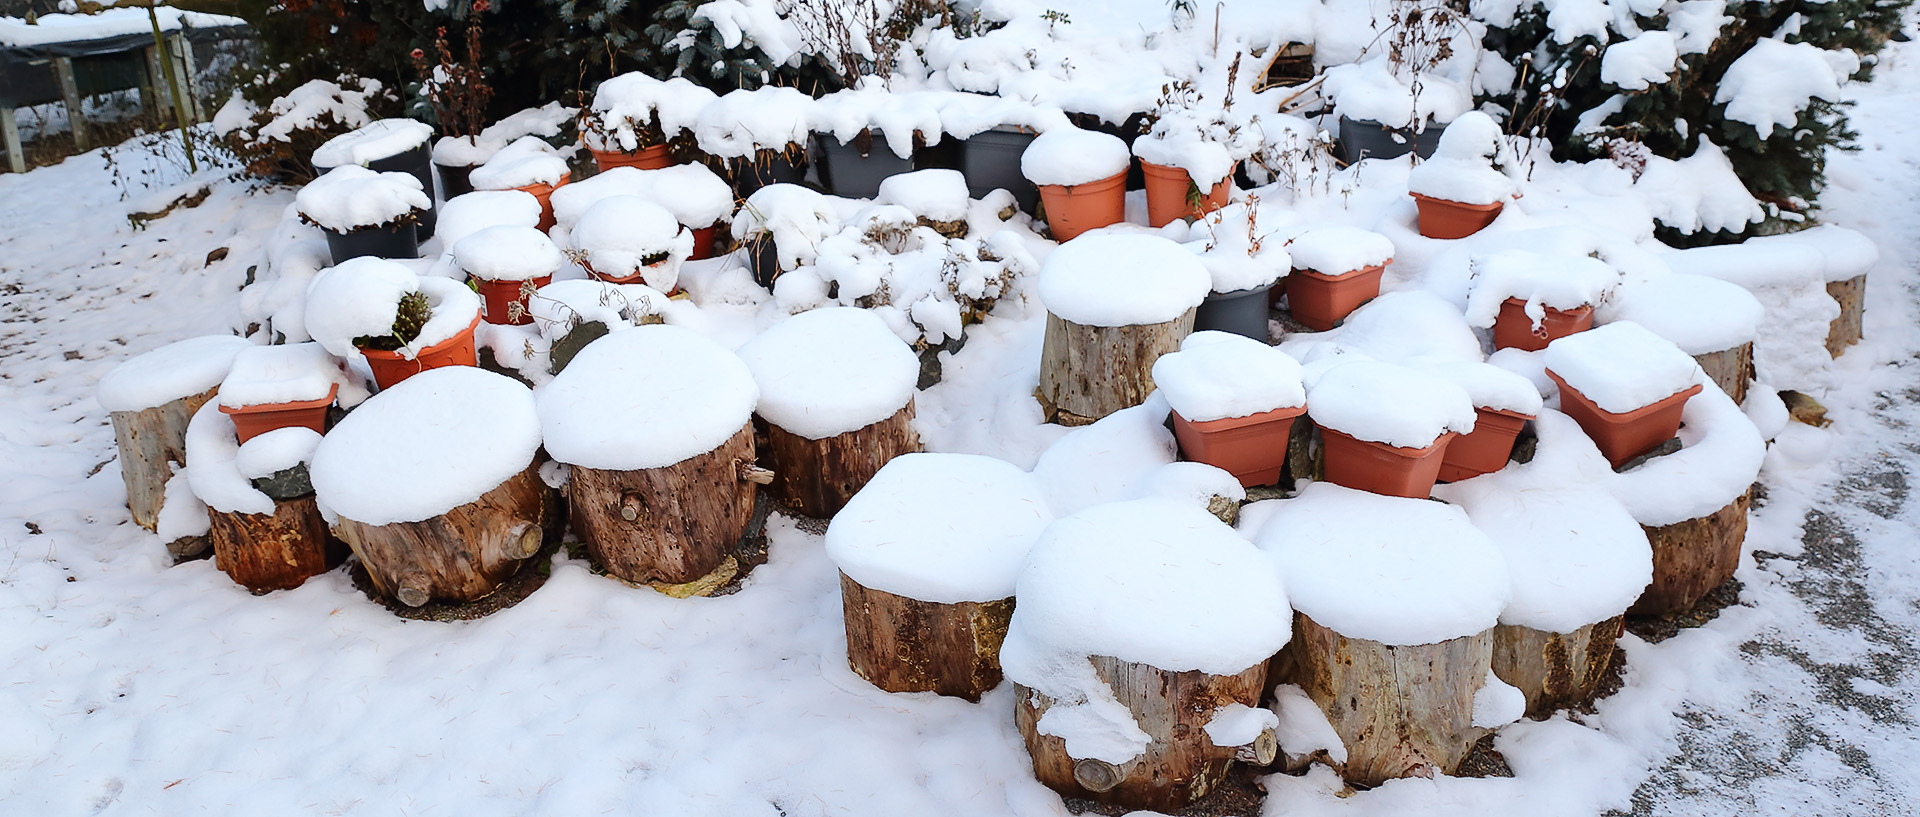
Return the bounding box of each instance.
[469,136,573,232]
[1600,272,1764,405]
[732,183,838,289]
[580,73,715,172]
[549,164,734,262]
[825,453,1052,701]
[565,197,693,294]
[216,343,347,444]
[1132,113,1239,227]
[1037,234,1212,425]
[1307,359,1477,498]
[1010,498,1292,811]
[1464,248,1619,352]
[1543,321,1705,468]
[435,189,544,251]
[1154,331,1307,486]
[303,258,485,391]
[453,224,565,326]
[1406,112,1517,240]
[1255,483,1522,786]
[1022,127,1131,242]
[1430,360,1544,483]
[1281,225,1395,331]
[311,118,439,239]
[295,164,430,264]
[188,401,345,593]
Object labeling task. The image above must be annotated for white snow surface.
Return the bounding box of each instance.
[1600,272,1764,355]
[0,7,243,46]
[569,197,692,291]
[453,225,564,283]
[1153,331,1306,422]
[875,169,971,223]
[694,85,815,158]
[1036,233,1210,326]
[1716,38,1855,139]
[1133,127,1238,190]
[216,342,344,409]
[583,73,717,152]
[1306,358,1478,449]
[1428,358,1546,416]
[824,453,1053,604]
[96,334,252,412]
[183,400,273,516]
[549,164,735,230]
[1601,31,1681,91]
[1634,139,1767,234]
[1464,249,1620,329]
[1544,320,1702,414]
[536,324,759,471]
[1029,397,1178,515]
[294,165,429,232]
[1473,670,1528,729]
[1270,684,1348,764]
[154,470,209,542]
[811,86,947,160]
[1256,482,1511,646]
[1328,290,1486,364]
[1287,225,1395,275]
[310,119,434,169]
[436,191,542,250]
[1019,128,1130,187]
[468,137,570,190]
[1204,703,1279,749]
[734,308,919,440]
[232,426,324,482]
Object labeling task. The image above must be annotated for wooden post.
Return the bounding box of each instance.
[145,46,175,121]
[1038,309,1196,426]
[1285,612,1493,786]
[0,105,23,174]
[569,423,759,589]
[110,386,217,532]
[1826,274,1866,357]
[54,57,88,152]
[209,495,346,593]
[1693,342,1752,407]
[841,572,1012,701]
[1490,616,1624,718]
[765,401,919,518]
[1630,489,1750,615]
[1014,656,1270,811]
[333,465,549,607]
[168,33,202,124]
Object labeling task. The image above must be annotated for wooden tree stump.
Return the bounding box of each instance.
[1490,616,1625,719]
[570,423,760,588]
[1038,309,1196,426]
[1693,342,1753,407]
[333,465,550,607]
[111,386,216,532]
[1285,612,1493,787]
[841,572,1012,701]
[1014,656,1271,811]
[1826,273,1865,357]
[767,401,919,518]
[209,495,346,593]
[1630,489,1751,615]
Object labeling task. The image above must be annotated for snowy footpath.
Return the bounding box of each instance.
[5,41,1920,817]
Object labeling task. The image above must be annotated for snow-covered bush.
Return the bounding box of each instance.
[213,76,397,183]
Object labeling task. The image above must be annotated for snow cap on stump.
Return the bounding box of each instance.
[536,324,759,471]
[311,118,433,170]
[1543,320,1701,414]
[97,335,253,413]
[296,165,430,232]
[1256,482,1510,645]
[437,190,542,249]
[825,453,1053,604]
[1307,359,1478,449]
[1021,127,1130,187]
[1038,233,1211,327]
[310,367,541,526]
[1153,331,1306,423]
[735,307,919,440]
[453,225,564,283]
[1600,273,1763,355]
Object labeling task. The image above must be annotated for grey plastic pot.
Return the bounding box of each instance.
[365,143,437,240]
[960,127,1040,214]
[734,149,811,199]
[1338,116,1442,164]
[1193,284,1276,341]
[323,219,420,265]
[814,132,914,199]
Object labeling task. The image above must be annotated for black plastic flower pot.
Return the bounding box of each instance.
[960,128,1040,215]
[323,219,421,265]
[1194,284,1276,341]
[366,143,437,240]
[746,239,782,289]
[733,149,811,199]
[435,162,475,200]
[1338,116,1442,164]
[813,132,914,199]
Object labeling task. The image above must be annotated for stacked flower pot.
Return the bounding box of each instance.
[469,136,572,231]
[303,258,485,391]
[296,165,431,264]
[1153,331,1308,487]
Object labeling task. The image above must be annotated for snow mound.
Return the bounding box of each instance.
[1020,128,1130,187]
[735,308,919,440]
[97,335,253,413]
[1600,31,1680,92]
[218,342,349,409]
[572,196,692,291]
[303,260,482,360]
[469,137,569,190]
[695,86,815,158]
[1464,249,1620,329]
[1038,233,1210,327]
[1715,38,1854,140]
[550,164,735,231]
[811,86,946,160]
[1307,359,1478,449]
[184,400,273,515]
[1031,397,1178,515]
[1600,273,1762,355]
[1287,225,1394,275]
[583,73,717,152]
[1407,112,1519,206]
[437,191,543,250]
[733,184,840,271]
[528,279,671,340]
[1328,291,1485,363]
[536,324,758,471]
[1544,321,1701,414]
[1153,331,1306,422]
[311,118,433,169]
[875,169,970,223]
[1634,140,1765,235]
[295,165,428,232]
[1428,358,1545,416]
[1610,379,1767,527]
[234,426,324,481]
[453,225,564,283]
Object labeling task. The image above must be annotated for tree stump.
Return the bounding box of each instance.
[1825,273,1865,357]
[1629,489,1751,615]
[1038,309,1196,426]
[1014,656,1271,811]
[1693,342,1753,407]
[569,423,760,588]
[1490,616,1625,718]
[766,402,919,518]
[1285,612,1493,787]
[841,572,1012,701]
[111,386,216,532]
[333,465,550,607]
[208,495,346,593]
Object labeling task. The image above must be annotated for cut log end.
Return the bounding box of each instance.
[1235,727,1279,766]
[396,577,432,608]
[1074,759,1123,792]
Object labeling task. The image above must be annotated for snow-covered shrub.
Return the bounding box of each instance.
[213,76,397,183]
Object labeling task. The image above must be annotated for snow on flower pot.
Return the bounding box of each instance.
[216,343,349,444]
[1132,105,1242,227]
[736,308,921,518]
[1023,127,1131,242]
[566,196,695,293]
[1601,272,1764,406]
[1493,298,1592,351]
[1186,211,1287,340]
[1154,331,1307,486]
[433,135,504,201]
[1256,483,1521,786]
[359,315,482,391]
[296,165,430,264]
[580,73,716,172]
[810,87,936,198]
[1335,115,1442,163]
[1280,225,1396,331]
[538,325,764,593]
[1411,193,1504,240]
[304,259,485,392]
[312,367,550,607]
[188,404,346,593]
[1008,498,1292,811]
[1543,321,1705,468]
[824,453,1052,700]
[312,118,439,239]
[732,183,838,290]
[97,335,253,546]
[549,164,735,264]
[1406,112,1517,240]
[1037,234,1211,425]
[1463,247,1619,352]
[453,224,564,326]
[692,85,815,198]
[1307,359,1477,498]
[470,136,572,232]
[959,124,1041,214]
[814,130,917,199]
[437,190,543,250]
[875,168,972,238]
[1429,360,1545,483]
[1139,161,1234,227]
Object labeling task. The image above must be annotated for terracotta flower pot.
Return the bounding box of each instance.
[1283,264,1386,331]
[474,275,552,326]
[1140,160,1233,227]
[513,176,571,232]
[360,315,482,391]
[1548,370,1703,468]
[689,225,718,260]
[1412,193,1503,240]
[590,144,672,172]
[1436,406,1532,483]
[1036,170,1127,242]
[1171,405,1306,487]
[1493,297,1594,352]
[1319,426,1457,498]
[219,382,340,445]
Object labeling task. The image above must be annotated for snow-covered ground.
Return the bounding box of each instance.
[4,36,1920,817]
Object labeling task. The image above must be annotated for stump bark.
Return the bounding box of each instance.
[1014,656,1270,811]
[841,572,1012,701]
[333,464,550,606]
[208,495,346,593]
[1826,273,1865,357]
[1038,309,1196,426]
[570,423,759,588]
[766,401,919,519]
[1630,489,1751,615]
[110,386,215,531]
[1490,616,1625,719]
[1693,342,1753,407]
[1284,612,1492,787]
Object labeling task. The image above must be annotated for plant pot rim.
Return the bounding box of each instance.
[359,314,483,361]
[1410,191,1504,212]
[1473,405,1536,422]
[1291,261,1391,281]
[1546,370,1704,420]
[1175,403,1306,432]
[1035,169,1129,192]
[1319,424,1454,456]
[1500,296,1594,315]
[218,381,340,414]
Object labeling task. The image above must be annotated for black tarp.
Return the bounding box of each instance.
[0,21,248,107]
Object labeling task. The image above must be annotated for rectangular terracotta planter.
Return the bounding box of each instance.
[1171,404,1308,487]
[1493,297,1593,352]
[1412,193,1502,240]
[1318,426,1456,498]
[1436,406,1532,483]
[219,382,339,445]
[1547,370,1703,468]
[1283,265,1385,331]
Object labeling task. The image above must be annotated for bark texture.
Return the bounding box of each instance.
[1490,616,1625,718]
[1630,489,1751,615]
[569,423,757,587]
[333,464,549,607]
[209,495,345,593]
[1038,310,1195,426]
[111,386,215,531]
[1693,342,1753,407]
[841,572,1012,701]
[766,402,919,519]
[1826,273,1865,357]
